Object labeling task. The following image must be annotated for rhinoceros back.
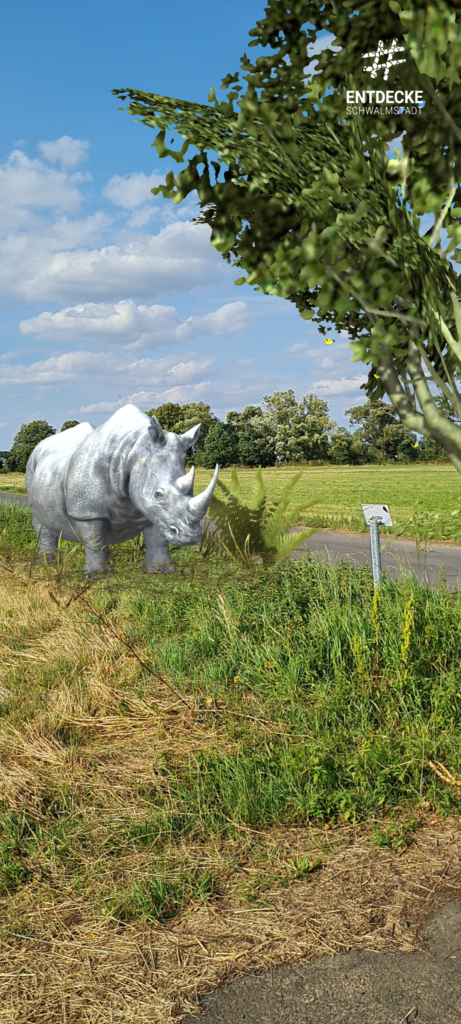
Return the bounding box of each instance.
[27,422,93,472]
[64,405,151,521]
[26,423,96,530]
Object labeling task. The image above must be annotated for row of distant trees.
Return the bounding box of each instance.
[145,392,451,468]
[1,392,453,474]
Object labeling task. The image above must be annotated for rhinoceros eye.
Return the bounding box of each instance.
[154,489,164,498]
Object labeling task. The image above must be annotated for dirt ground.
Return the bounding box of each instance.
[184,899,461,1023]
[179,815,461,1024]
[3,814,461,1023]
[181,815,461,1024]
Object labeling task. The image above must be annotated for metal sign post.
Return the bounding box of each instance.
[361,504,393,591]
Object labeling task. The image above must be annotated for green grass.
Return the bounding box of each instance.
[1,532,461,921]
[0,472,27,493]
[5,463,461,542]
[0,503,37,547]
[200,464,461,542]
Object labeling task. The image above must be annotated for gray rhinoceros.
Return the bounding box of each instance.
[25,404,218,574]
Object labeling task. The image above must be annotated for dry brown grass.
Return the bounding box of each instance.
[1,562,461,1022]
[0,815,460,1023]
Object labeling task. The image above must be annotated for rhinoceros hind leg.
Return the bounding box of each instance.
[31,511,58,565]
[143,522,175,573]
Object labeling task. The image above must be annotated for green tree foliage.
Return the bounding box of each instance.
[146,401,218,462]
[262,391,334,463]
[115,1,461,475]
[328,427,367,465]
[227,405,276,466]
[346,400,421,462]
[420,435,450,462]
[227,406,263,429]
[60,420,80,432]
[201,421,238,468]
[236,424,276,467]
[178,402,218,445]
[6,421,55,472]
[146,391,426,466]
[145,403,182,431]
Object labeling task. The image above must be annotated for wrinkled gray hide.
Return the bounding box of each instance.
[25,404,218,574]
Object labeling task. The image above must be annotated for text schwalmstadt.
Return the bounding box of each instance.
[346,89,424,116]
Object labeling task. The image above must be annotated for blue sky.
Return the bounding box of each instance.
[0,0,368,449]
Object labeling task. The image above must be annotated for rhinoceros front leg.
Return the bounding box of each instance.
[71,519,111,575]
[143,521,174,572]
[32,510,59,565]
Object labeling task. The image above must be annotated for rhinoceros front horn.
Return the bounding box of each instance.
[188,464,219,521]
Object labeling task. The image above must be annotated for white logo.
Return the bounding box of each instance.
[362,39,406,80]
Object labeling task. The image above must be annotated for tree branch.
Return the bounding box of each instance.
[330,270,424,328]
[378,349,461,471]
[430,306,461,363]
[429,172,456,248]
[406,341,461,467]
[377,350,427,433]
[418,74,461,144]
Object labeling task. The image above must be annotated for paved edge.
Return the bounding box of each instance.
[0,491,29,506]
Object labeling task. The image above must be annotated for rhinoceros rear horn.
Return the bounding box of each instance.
[176,465,195,495]
[188,464,219,520]
[148,416,166,446]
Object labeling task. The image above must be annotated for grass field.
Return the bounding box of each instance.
[200,463,461,540]
[0,473,27,493]
[1,524,461,1019]
[4,464,461,543]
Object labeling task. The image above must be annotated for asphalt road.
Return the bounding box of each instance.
[0,491,28,506]
[183,899,461,1024]
[298,528,461,591]
[2,492,461,589]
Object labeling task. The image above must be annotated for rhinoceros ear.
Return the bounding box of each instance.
[148,416,166,446]
[180,423,201,451]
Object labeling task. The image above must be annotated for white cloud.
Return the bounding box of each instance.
[80,392,153,414]
[0,349,215,389]
[288,341,308,353]
[38,136,90,169]
[20,299,255,348]
[126,206,156,229]
[102,171,181,228]
[238,357,254,365]
[198,302,256,337]
[0,220,229,303]
[0,142,234,304]
[168,358,213,380]
[0,150,87,222]
[311,375,368,395]
[79,376,215,415]
[103,171,165,210]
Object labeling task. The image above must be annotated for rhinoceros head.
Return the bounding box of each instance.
[128,415,218,547]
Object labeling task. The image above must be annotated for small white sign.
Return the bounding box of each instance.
[361,503,393,527]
